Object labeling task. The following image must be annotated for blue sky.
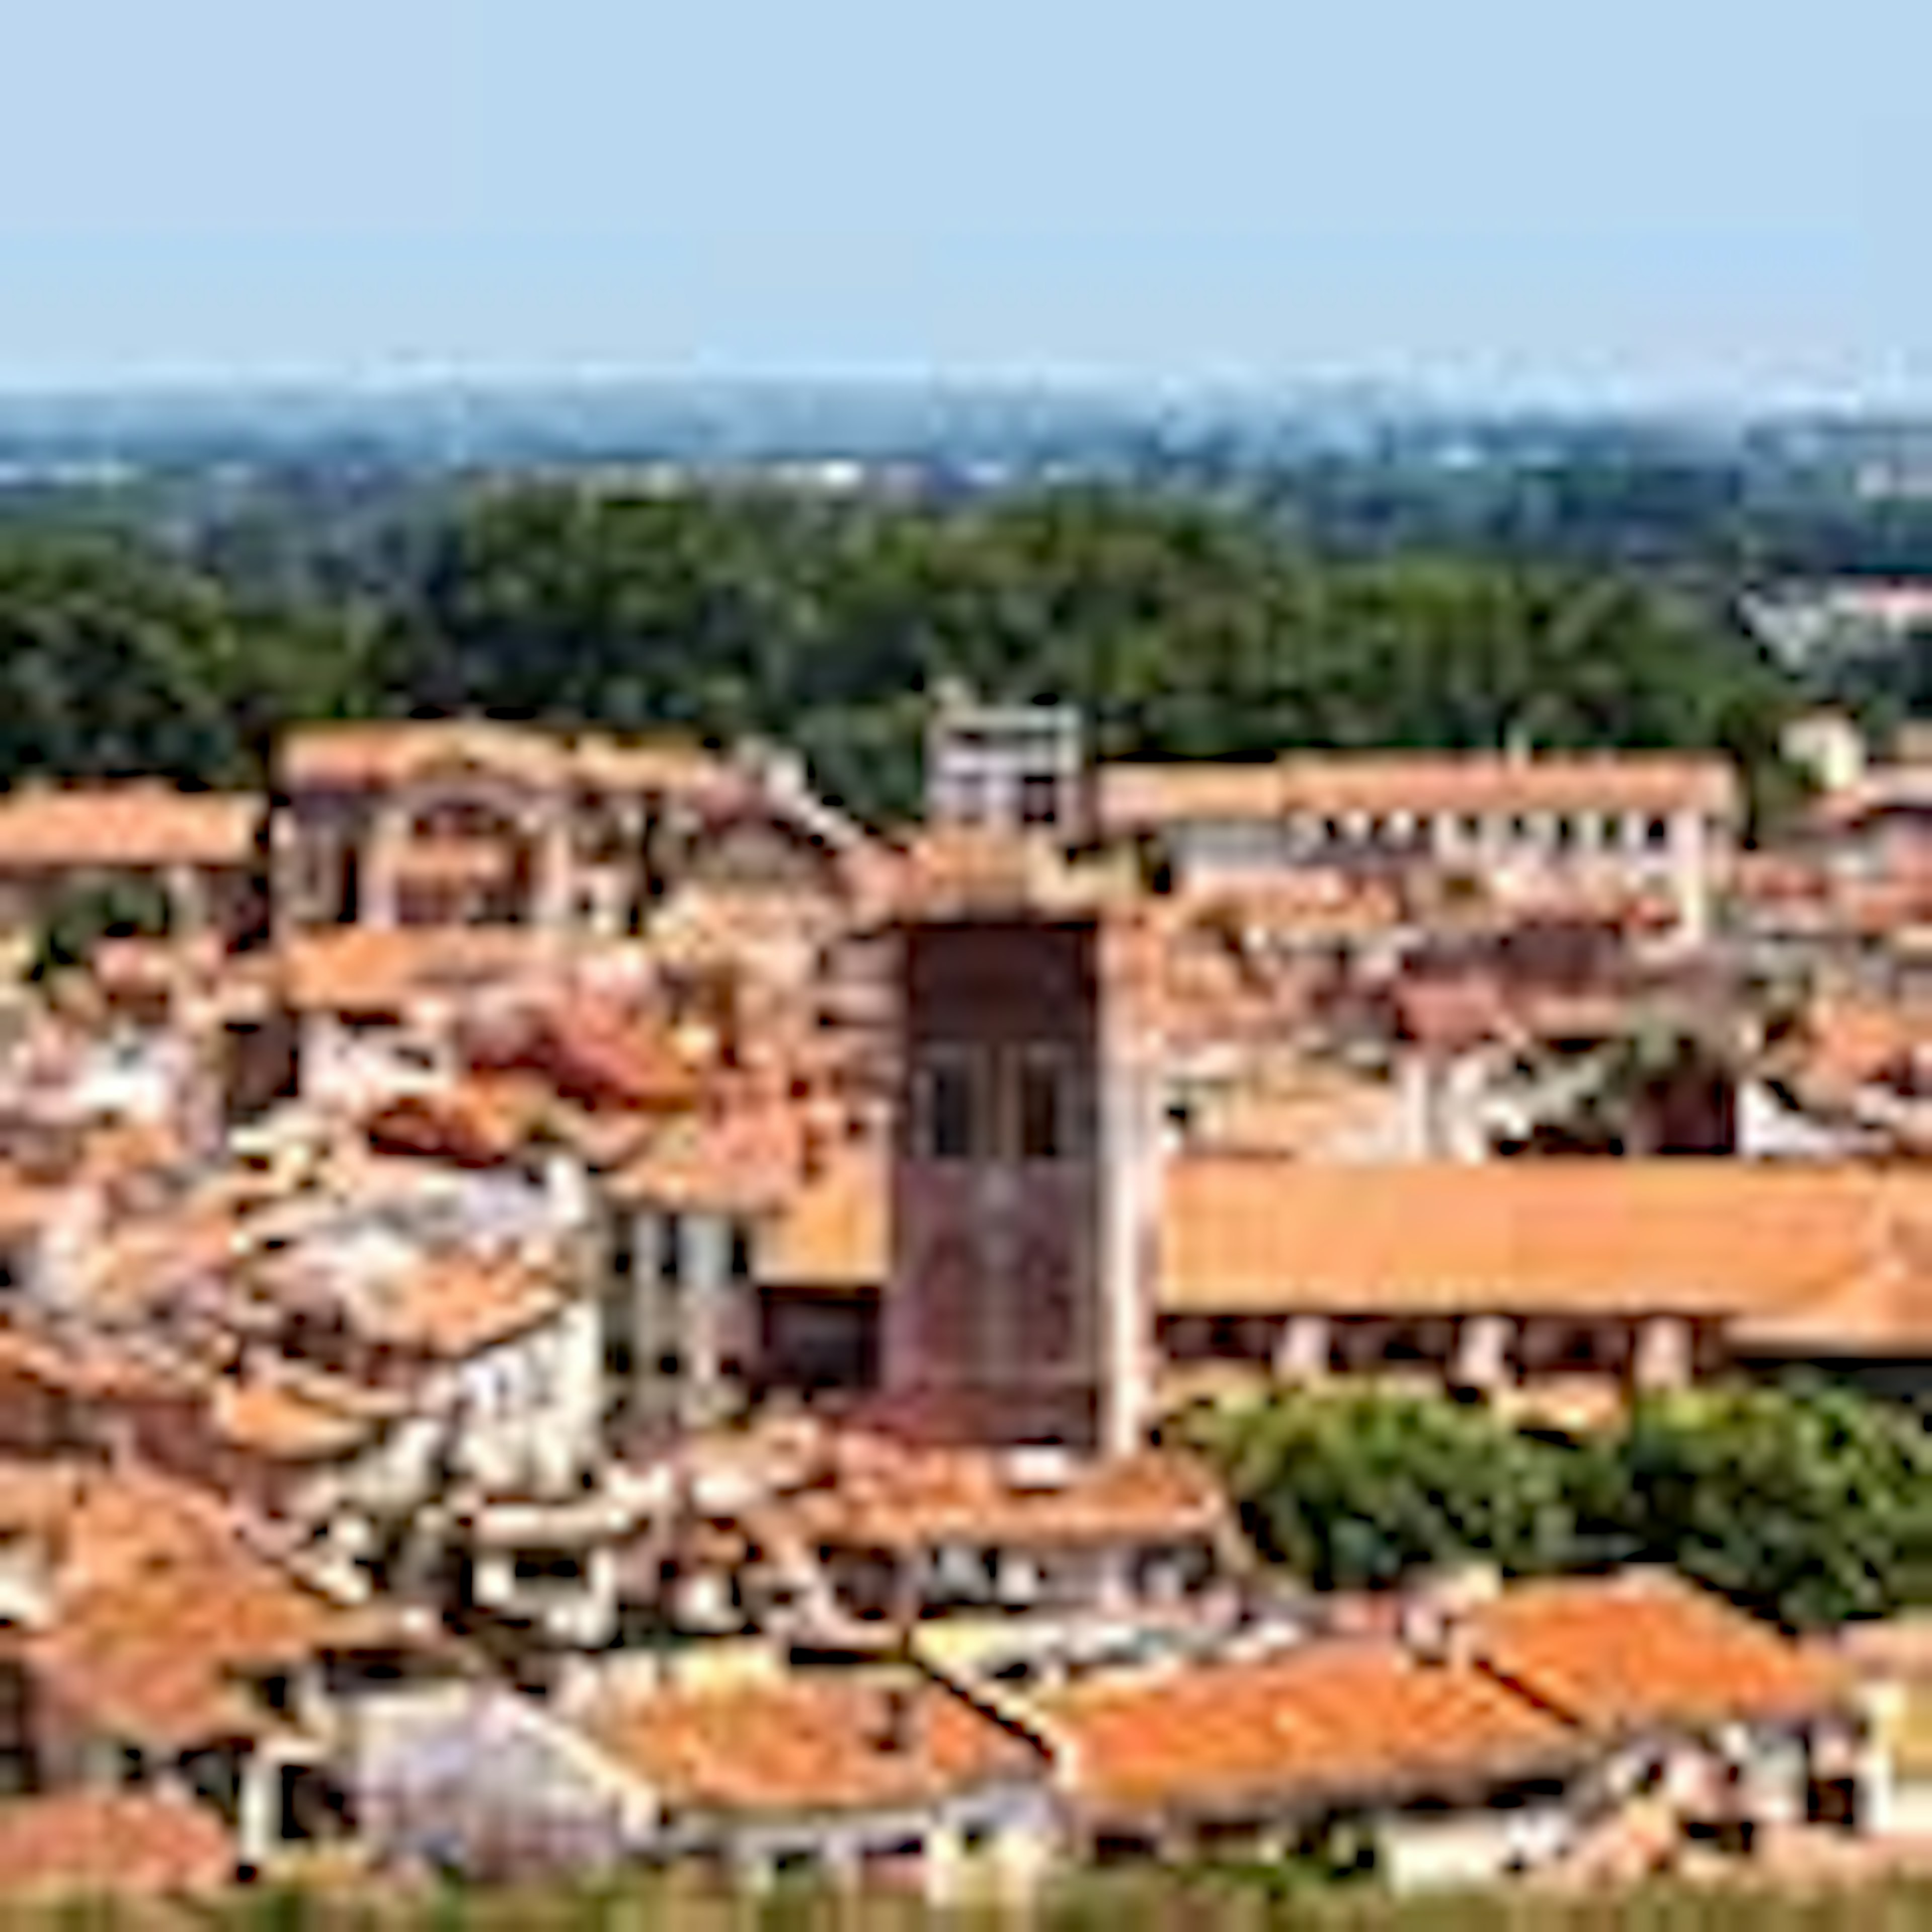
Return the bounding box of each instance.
[0,0,1922,403]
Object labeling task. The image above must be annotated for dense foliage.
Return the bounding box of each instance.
[1177,1382,1932,1630]
[29,875,176,981]
[0,488,1803,825]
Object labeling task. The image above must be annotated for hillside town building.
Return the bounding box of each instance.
[0,708,1917,1900]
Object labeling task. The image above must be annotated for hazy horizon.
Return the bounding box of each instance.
[2,0,1926,410]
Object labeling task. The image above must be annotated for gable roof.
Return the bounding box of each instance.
[1467,1571,1854,1738]
[586,1670,1042,1819]
[766,1441,1229,1554]
[1034,1639,1583,1821]
[1157,1158,1917,1320]
[1098,753,1738,832]
[0,784,262,870]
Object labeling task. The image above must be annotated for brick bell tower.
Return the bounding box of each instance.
[882,884,1159,1457]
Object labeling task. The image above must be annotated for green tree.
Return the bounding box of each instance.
[1619,1383,1932,1629]
[1173,1389,1616,1592]
[31,874,175,981]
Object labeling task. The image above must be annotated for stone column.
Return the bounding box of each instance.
[361,799,410,929]
[1671,809,1711,946]
[1273,1315,1331,1383]
[1632,1316,1694,1392]
[237,1749,285,1871]
[1454,1315,1515,1392]
[1096,1547,1138,1617]
[924,1820,967,1909]
[531,797,578,932]
[1398,1055,1441,1158]
[165,863,208,938]
[681,1213,733,1429]
[1854,1709,1896,1835]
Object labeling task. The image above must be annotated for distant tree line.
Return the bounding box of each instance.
[0,485,1809,825]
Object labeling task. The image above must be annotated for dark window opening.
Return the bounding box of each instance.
[1018,1058,1066,1163]
[925,1060,977,1162]
[513,1552,587,1585]
[1019,774,1060,828]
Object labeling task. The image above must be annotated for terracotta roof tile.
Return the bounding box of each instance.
[364,1087,530,1170]
[353,1251,566,1360]
[1100,754,1738,831]
[1158,1158,1917,1318]
[608,1089,805,1211]
[0,1790,235,1897]
[31,1495,417,1748]
[1469,1572,1854,1737]
[284,719,739,797]
[210,1372,386,1464]
[0,784,262,870]
[475,999,702,1114]
[587,1671,1041,1817]
[1036,1639,1582,1820]
[1098,763,1287,827]
[276,927,558,1014]
[282,720,571,790]
[773,1441,1228,1553]
[1185,871,1405,940]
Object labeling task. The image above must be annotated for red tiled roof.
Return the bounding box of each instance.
[0,1791,235,1897]
[1036,1639,1582,1820]
[772,1440,1229,1554]
[353,1252,566,1360]
[283,719,739,799]
[1157,1158,1921,1319]
[0,784,261,870]
[16,1463,416,1750]
[480,999,701,1115]
[588,1671,1041,1817]
[1469,1572,1854,1738]
[1099,753,1738,830]
[365,1087,530,1170]
[276,926,556,1014]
